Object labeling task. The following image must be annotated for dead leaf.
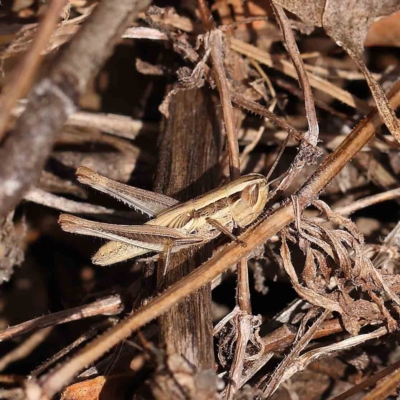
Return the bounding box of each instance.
[280,236,343,314]
[365,11,400,47]
[61,376,134,400]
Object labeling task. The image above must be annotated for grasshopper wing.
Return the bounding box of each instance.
[76,167,179,217]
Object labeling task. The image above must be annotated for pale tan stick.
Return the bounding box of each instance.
[230,37,370,113]
[12,105,158,140]
[263,309,330,397]
[335,188,400,215]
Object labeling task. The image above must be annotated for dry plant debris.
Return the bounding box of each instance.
[0,1,399,399]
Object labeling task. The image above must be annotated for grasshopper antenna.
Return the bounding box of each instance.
[266,171,289,188]
[265,134,290,183]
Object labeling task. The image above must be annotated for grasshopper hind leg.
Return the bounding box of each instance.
[157,241,175,288]
[206,218,247,247]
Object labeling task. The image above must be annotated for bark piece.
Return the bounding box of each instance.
[154,86,222,370]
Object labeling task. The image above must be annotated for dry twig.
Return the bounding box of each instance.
[0,295,122,341]
[0,327,53,372]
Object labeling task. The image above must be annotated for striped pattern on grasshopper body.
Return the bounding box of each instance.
[59,167,270,266]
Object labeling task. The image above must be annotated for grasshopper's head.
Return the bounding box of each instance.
[227,174,270,228]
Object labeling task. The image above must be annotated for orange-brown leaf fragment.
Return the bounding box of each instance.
[365,11,400,47]
[61,377,106,400]
[61,376,132,400]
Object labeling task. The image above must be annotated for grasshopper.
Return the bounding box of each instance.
[59,167,272,267]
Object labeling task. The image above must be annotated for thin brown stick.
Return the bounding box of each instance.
[0,0,68,140]
[0,295,122,341]
[0,0,151,220]
[38,79,400,400]
[225,313,252,400]
[0,328,53,372]
[236,258,252,313]
[209,29,241,179]
[207,11,255,398]
[228,261,252,396]
[271,2,319,146]
[269,2,321,197]
[330,357,400,400]
[31,319,117,377]
[230,91,306,143]
[220,16,271,31]
[360,364,400,400]
[250,59,278,105]
[197,0,215,31]
[199,7,251,395]
[265,135,290,183]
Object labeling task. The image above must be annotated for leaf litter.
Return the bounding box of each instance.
[0,1,399,399]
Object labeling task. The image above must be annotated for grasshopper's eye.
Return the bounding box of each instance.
[241,184,259,207]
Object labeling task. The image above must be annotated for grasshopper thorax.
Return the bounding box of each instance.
[227,174,269,228]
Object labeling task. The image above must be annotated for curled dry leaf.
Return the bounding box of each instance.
[273,0,400,142]
[312,199,364,244]
[281,195,400,335]
[280,235,343,314]
[213,306,263,370]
